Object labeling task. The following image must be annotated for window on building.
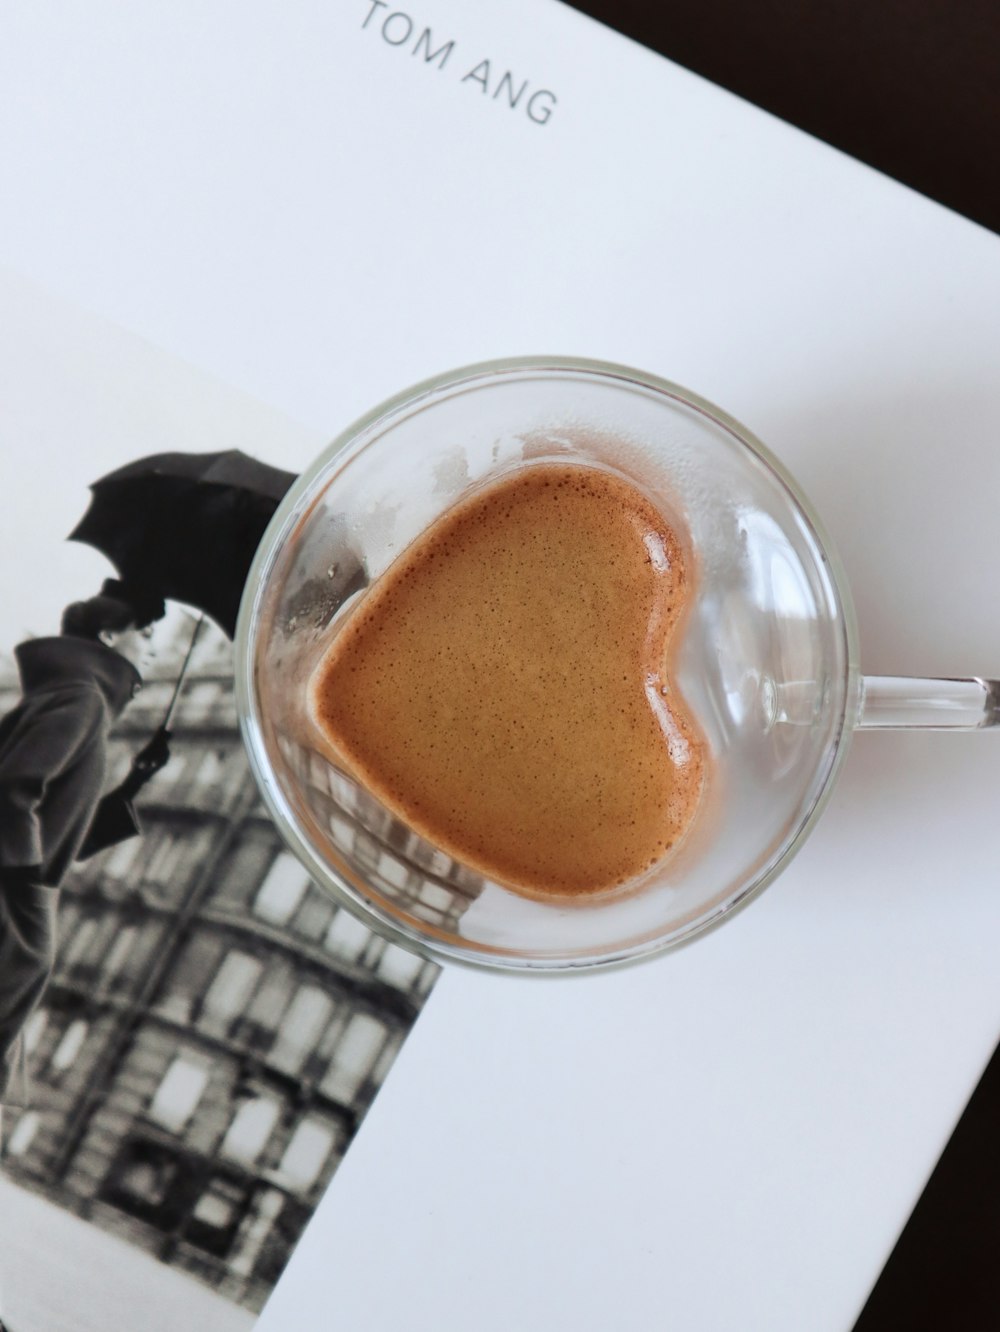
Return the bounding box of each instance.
[354,834,382,870]
[211,832,275,908]
[148,1055,210,1133]
[372,1031,404,1087]
[291,889,335,943]
[100,834,144,881]
[63,916,98,970]
[50,1019,89,1072]
[194,749,228,791]
[277,1116,340,1192]
[193,1185,237,1230]
[7,1110,40,1156]
[253,852,310,926]
[201,951,264,1034]
[186,1176,249,1258]
[117,921,164,988]
[143,747,225,808]
[269,985,335,1076]
[88,913,121,964]
[229,1187,286,1278]
[120,1157,167,1205]
[101,1138,192,1231]
[155,933,223,1024]
[238,959,296,1049]
[22,1007,48,1055]
[320,1012,388,1105]
[56,897,81,943]
[143,832,187,888]
[219,1095,282,1167]
[377,943,426,990]
[104,924,138,983]
[323,908,372,963]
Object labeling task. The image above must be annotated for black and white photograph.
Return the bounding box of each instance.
[0,273,447,1329]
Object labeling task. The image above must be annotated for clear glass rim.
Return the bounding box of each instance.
[234,355,861,976]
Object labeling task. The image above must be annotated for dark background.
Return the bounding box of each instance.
[563,3,1000,1329]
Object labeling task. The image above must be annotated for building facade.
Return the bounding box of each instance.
[0,618,477,1312]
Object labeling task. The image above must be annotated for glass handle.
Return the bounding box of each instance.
[856,676,1000,730]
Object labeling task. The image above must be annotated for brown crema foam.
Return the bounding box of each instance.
[311,461,705,900]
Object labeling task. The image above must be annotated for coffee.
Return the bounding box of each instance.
[310,461,705,899]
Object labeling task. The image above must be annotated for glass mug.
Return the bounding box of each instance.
[235,357,997,974]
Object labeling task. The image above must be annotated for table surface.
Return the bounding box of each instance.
[566,0,1000,235]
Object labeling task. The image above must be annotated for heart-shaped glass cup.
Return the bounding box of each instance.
[235,357,998,974]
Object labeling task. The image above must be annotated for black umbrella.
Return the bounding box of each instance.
[68,450,297,638]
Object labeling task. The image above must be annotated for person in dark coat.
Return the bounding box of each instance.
[0,582,169,1110]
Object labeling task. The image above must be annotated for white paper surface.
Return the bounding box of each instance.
[3,3,1000,1329]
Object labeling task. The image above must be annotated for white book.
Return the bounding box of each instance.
[1,3,999,1330]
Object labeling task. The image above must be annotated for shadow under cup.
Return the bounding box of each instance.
[235,359,859,974]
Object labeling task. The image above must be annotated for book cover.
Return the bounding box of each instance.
[2,4,1000,1329]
